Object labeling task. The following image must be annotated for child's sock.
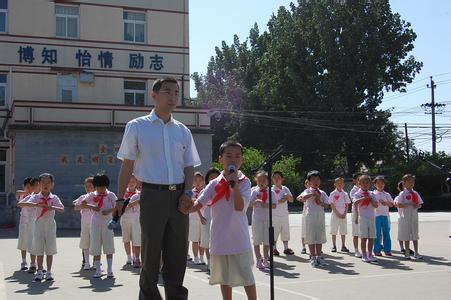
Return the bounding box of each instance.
[95,260,101,273]
[22,258,26,263]
[283,241,289,250]
[127,254,132,261]
[107,258,113,274]
[83,249,90,264]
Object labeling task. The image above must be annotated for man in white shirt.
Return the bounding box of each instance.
[117,77,201,300]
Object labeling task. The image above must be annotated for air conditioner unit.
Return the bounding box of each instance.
[80,72,95,83]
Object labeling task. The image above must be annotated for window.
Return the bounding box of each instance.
[0,150,6,193]
[124,80,146,106]
[0,74,6,107]
[55,5,79,38]
[57,74,78,102]
[0,0,7,33]
[124,12,145,43]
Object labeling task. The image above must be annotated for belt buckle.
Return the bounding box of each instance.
[168,184,177,191]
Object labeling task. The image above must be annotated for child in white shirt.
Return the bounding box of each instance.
[349,172,362,258]
[329,177,351,253]
[373,176,394,256]
[189,172,206,265]
[191,141,257,300]
[121,180,142,268]
[121,175,138,265]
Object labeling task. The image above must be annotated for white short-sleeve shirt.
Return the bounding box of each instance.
[117,110,201,184]
[85,190,117,226]
[329,189,351,215]
[250,186,277,221]
[196,171,252,255]
[26,192,64,220]
[352,189,376,218]
[301,187,329,215]
[73,193,94,224]
[272,185,292,217]
[394,188,423,218]
[373,190,394,217]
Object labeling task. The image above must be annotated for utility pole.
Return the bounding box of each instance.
[404,123,410,161]
[428,77,437,155]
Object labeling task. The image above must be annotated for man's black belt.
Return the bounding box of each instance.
[142,182,184,191]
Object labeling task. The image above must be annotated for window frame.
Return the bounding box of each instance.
[57,74,78,103]
[123,11,146,44]
[0,6,7,33]
[55,4,80,39]
[124,80,147,106]
[0,74,6,107]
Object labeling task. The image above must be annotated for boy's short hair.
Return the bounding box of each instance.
[306,170,321,181]
[334,177,345,182]
[30,177,39,185]
[39,173,54,183]
[84,176,94,184]
[152,77,179,93]
[205,167,221,185]
[219,140,244,156]
[23,177,33,186]
[352,172,362,180]
[255,170,269,180]
[272,171,284,178]
[92,173,110,188]
[402,174,415,182]
[373,175,385,183]
[358,174,371,184]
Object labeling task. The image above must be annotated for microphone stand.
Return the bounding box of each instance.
[254,144,285,300]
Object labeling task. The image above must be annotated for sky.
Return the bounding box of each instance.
[189,0,451,154]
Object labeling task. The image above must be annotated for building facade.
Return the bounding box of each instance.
[0,0,212,227]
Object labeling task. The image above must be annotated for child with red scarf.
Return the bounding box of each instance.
[352,175,378,263]
[83,173,117,278]
[190,141,257,300]
[25,173,64,282]
[250,171,277,270]
[299,170,329,267]
[395,174,424,260]
[189,172,206,265]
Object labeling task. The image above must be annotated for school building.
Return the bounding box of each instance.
[0,0,212,227]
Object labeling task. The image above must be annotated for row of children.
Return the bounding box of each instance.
[16,173,142,281]
[297,171,423,267]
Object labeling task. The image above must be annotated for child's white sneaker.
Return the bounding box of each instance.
[34,270,44,282]
[368,256,378,262]
[93,271,102,278]
[355,250,362,258]
[83,263,91,270]
[199,256,206,265]
[20,262,28,271]
[126,258,132,265]
[45,271,54,281]
[317,257,329,266]
[412,254,423,260]
[262,259,270,269]
[256,259,264,269]
[310,258,319,268]
[107,272,114,278]
[361,256,370,263]
[194,257,202,265]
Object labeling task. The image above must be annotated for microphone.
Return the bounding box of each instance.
[228,164,236,188]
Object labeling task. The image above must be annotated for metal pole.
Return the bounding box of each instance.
[428,76,437,155]
[404,123,409,161]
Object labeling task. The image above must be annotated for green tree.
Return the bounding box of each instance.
[194,0,422,176]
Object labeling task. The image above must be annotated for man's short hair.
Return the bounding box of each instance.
[152,77,179,93]
[219,140,244,156]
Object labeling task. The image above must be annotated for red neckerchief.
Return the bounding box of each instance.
[207,173,248,207]
[406,191,419,205]
[124,190,136,199]
[37,195,51,220]
[311,188,321,205]
[94,193,107,209]
[274,186,282,195]
[333,191,341,203]
[259,188,268,204]
[193,187,203,199]
[360,190,371,207]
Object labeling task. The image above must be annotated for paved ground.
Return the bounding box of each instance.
[1,212,451,300]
